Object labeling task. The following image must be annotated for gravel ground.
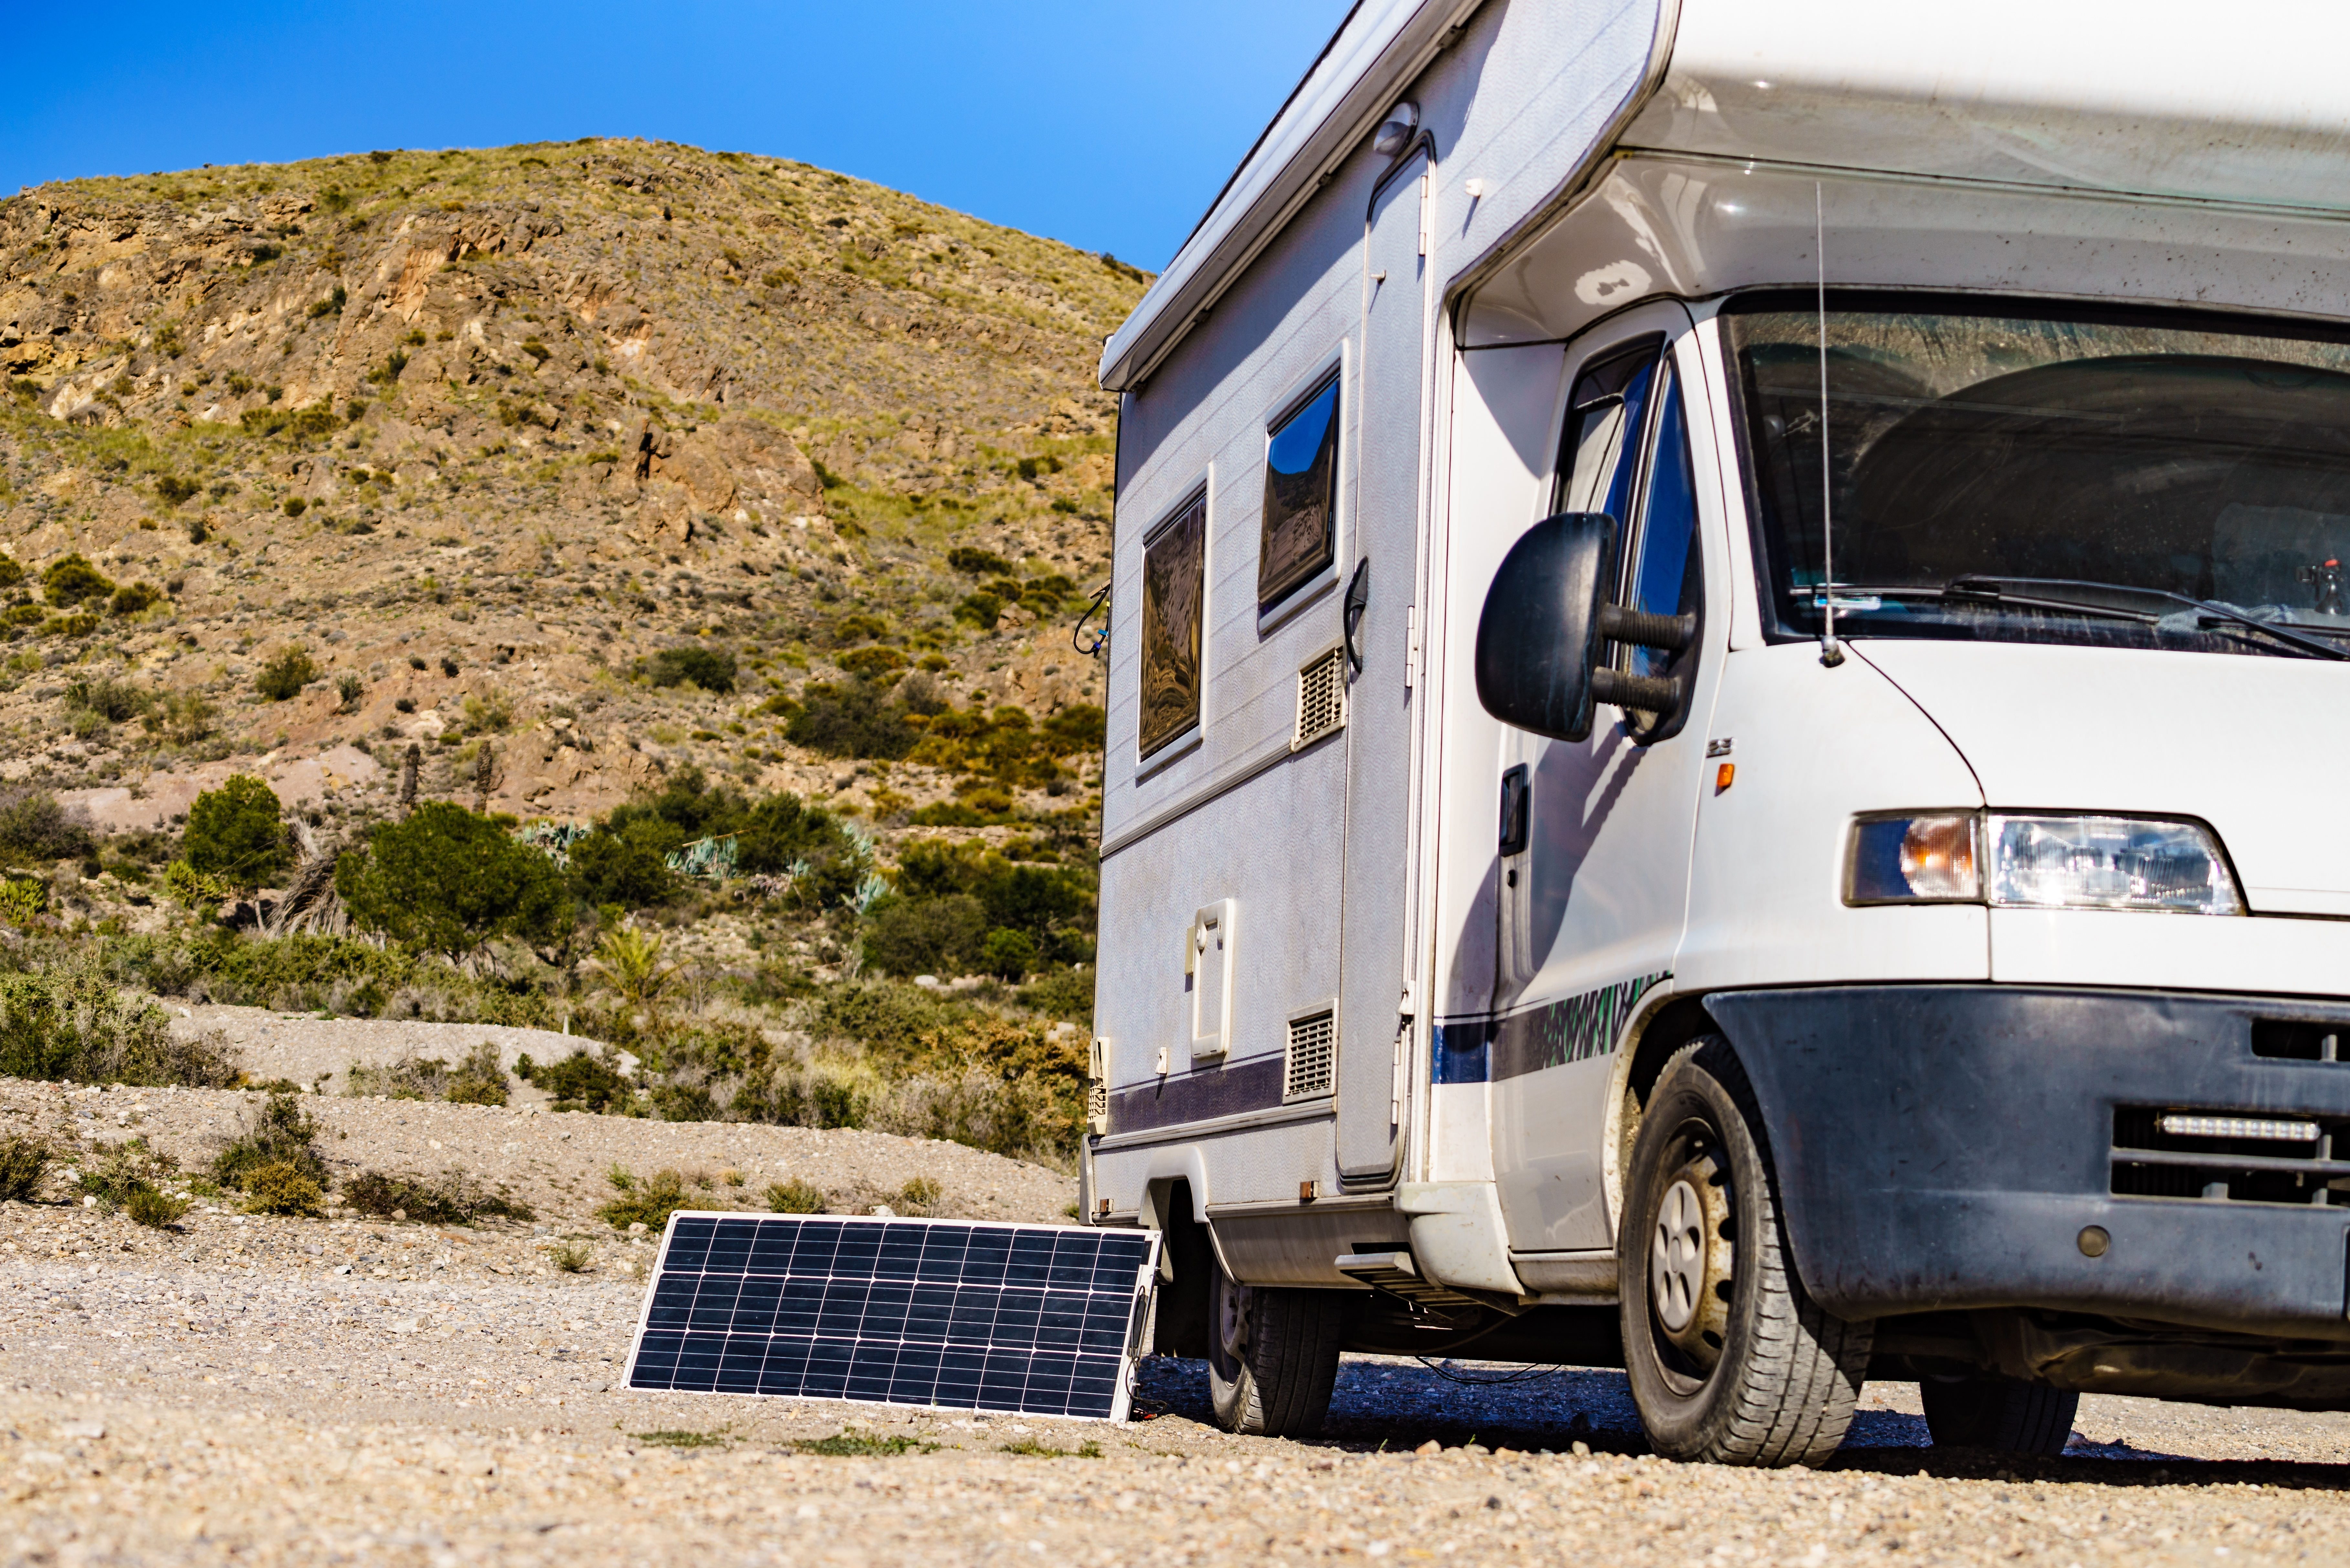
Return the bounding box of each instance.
[1,1050,2347,1564]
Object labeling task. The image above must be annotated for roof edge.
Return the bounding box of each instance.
[1098,0,1476,394]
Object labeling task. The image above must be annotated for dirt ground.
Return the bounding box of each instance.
[2,1059,2348,1564]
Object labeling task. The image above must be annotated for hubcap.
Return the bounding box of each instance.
[1646,1134,1736,1382]
[1651,1179,1705,1332]
[1215,1272,1252,1365]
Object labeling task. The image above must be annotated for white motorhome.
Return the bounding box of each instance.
[1082,0,2350,1464]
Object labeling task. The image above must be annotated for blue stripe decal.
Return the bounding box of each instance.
[1431,972,1669,1085]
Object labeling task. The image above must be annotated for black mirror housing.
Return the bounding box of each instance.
[1474,512,1617,742]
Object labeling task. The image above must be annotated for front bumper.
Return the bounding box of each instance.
[1707,984,2350,1339]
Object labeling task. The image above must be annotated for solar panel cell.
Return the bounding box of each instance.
[624,1212,1159,1421]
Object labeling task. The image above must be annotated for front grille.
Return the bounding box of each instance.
[1284,1011,1335,1099]
[2111,1105,2350,1206]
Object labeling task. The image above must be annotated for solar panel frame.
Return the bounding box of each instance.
[622,1212,1163,1422]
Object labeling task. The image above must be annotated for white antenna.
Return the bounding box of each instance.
[1816,182,1843,668]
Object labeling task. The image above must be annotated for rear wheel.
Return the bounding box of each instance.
[1620,1037,1873,1466]
[1206,1257,1350,1436]
[1922,1376,2079,1457]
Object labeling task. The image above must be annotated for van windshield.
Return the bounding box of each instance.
[1723,293,2350,656]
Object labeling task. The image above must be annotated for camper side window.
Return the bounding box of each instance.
[1139,492,1207,757]
[1258,373,1341,607]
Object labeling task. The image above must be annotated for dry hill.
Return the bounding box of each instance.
[0,138,1143,830]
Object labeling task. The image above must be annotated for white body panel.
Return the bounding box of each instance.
[1086,0,2350,1315]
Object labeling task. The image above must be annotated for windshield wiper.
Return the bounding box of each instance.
[1940,576,2350,661]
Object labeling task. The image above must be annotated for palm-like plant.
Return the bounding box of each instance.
[594,925,681,1022]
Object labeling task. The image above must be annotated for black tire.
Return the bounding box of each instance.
[1620,1036,1874,1466]
[1206,1258,1350,1437]
[1922,1377,2079,1457]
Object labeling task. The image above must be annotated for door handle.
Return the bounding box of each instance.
[1498,764,1530,856]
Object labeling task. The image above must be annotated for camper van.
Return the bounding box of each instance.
[1082,0,2350,1464]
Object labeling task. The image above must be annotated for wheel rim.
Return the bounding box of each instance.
[1213,1268,1251,1370]
[1651,1179,1706,1332]
[1644,1119,1736,1390]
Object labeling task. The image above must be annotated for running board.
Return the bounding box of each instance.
[1335,1250,1527,1315]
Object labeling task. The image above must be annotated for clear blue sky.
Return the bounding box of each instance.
[0,1,1356,271]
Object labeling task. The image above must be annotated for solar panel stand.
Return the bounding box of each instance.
[625,1212,1163,1423]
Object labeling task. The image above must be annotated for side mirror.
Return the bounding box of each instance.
[1474,512,1696,742]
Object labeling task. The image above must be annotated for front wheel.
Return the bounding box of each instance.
[1620,1036,1873,1466]
[1207,1256,1350,1437]
[1922,1376,2079,1457]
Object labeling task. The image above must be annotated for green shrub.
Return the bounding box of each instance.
[597,1166,690,1231]
[242,1160,323,1216]
[341,1168,531,1224]
[211,1092,328,1192]
[565,820,679,908]
[335,672,364,710]
[153,475,200,507]
[0,788,97,863]
[281,497,307,518]
[74,1136,181,1208]
[549,1239,592,1271]
[526,1050,635,1112]
[41,554,114,609]
[786,677,916,759]
[124,1184,190,1228]
[798,1433,937,1457]
[65,676,150,722]
[255,645,320,700]
[107,582,163,617]
[444,1042,510,1105]
[183,775,289,892]
[863,892,987,977]
[837,645,906,677]
[764,1178,826,1213]
[954,591,1003,631]
[0,952,240,1086]
[980,927,1037,980]
[641,646,737,693]
[897,1176,941,1214]
[1016,965,1095,1022]
[0,1135,50,1200]
[336,802,566,955]
[946,546,1014,576]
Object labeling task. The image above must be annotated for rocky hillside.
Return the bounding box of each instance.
[0,139,1143,837]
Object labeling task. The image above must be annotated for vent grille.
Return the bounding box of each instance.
[1294,649,1346,749]
[1285,1011,1336,1099]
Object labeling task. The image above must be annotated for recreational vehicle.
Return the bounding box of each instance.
[1084,0,2350,1464]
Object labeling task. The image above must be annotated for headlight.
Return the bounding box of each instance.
[1847,812,2242,914]
[1986,814,2242,915]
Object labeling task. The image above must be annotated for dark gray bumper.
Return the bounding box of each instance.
[1706,985,2350,1339]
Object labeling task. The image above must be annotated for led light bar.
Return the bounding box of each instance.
[2158,1113,2320,1143]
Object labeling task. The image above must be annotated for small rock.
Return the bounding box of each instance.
[1414,1439,1441,1456]
[627,1222,647,1235]
[58,1421,103,1440]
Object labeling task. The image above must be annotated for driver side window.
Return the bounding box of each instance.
[1551,336,1705,739]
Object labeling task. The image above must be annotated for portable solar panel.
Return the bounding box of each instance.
[624,1212,1162,1421]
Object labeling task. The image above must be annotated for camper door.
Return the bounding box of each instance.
[1490,303,1725,1253]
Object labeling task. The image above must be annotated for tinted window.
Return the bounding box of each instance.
[1623,361,1702,686]
[1259,375,1340,606]
[1139,494,1206,757]
[1553,340,1662,523]
[1724,293,2350,654]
